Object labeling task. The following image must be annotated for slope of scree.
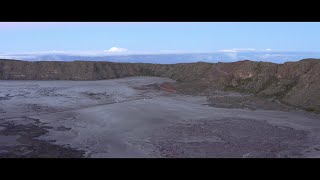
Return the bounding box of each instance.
[1,58,320,112]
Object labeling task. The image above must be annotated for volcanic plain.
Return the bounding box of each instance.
[1,76,320,158]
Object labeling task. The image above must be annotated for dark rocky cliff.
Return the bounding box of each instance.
[1,58,320,112]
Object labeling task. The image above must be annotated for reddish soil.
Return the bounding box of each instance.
[159,82,177,93]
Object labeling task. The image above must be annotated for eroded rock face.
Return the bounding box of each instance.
[1,58,320,112]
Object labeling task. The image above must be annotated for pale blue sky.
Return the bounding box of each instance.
[0,22,319,54]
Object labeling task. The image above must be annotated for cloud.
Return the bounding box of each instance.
[29,50,66,55]
[265,48,272,51]
[258,54,294,59]
[219,49,237,53]
[159,50,186,54]
[0,55,36,60]
[0,49,156,59]
[224,52,238,59]
[1,50,67,56]
[219,48,255,53]
[105,47,128,53]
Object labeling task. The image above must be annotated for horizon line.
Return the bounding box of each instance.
[2,50,320,57]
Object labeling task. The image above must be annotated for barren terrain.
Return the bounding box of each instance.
[1,76,320,158]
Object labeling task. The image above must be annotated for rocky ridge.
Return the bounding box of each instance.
[1,58,320,112]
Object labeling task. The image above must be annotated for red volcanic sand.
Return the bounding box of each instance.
[159,82,177,93]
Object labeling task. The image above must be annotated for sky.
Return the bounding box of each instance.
[0,22,320,55]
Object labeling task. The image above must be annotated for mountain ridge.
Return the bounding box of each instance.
[1,58,320,112]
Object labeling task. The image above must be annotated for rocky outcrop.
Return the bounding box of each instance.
[1,58,320,112]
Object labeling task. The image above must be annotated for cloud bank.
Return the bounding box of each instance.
[218,48,256,53]
[105,47,128,53]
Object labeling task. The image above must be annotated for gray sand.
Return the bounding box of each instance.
[1,76,320,158]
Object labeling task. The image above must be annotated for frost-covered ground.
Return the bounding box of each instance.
[1,76,320,158]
